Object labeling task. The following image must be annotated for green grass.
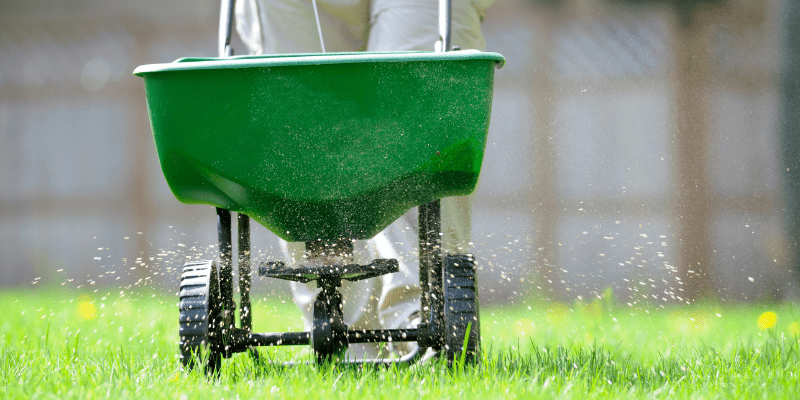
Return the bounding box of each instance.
[2,288,800,399]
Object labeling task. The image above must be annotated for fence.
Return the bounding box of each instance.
[0,0,794,304]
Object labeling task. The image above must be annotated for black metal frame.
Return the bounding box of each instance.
[210,200,446,365]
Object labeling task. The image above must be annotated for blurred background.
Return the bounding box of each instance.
[1,0,799,306]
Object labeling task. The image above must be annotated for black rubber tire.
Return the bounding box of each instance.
[443,254,480,364]
[178,260,223,373]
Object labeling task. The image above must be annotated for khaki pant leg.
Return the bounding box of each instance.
[366,0,488,343]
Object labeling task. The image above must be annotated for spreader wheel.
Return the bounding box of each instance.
[442,254,481,363]
[178,260,223,373]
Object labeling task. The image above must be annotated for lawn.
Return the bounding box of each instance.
[2,288,800,399]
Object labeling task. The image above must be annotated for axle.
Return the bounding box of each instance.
[229,328,420,352]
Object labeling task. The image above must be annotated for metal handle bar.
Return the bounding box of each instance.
[219,0,236,57]
[438,0,451,53]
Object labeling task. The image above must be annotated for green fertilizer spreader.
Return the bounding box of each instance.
[134,0,503,373]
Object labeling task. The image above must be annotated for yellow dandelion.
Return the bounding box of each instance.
[788,322,800,337]
[757,311,777,330]
[78,300,97,320]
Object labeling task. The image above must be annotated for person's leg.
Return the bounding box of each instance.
[366,0,491,353]
[289,0,493,355]
[237,0,388,360]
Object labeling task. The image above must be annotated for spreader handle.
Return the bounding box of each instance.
[219,0,236,57]
[437,0,452,53]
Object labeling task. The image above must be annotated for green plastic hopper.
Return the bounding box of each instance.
[134,51,504,242]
